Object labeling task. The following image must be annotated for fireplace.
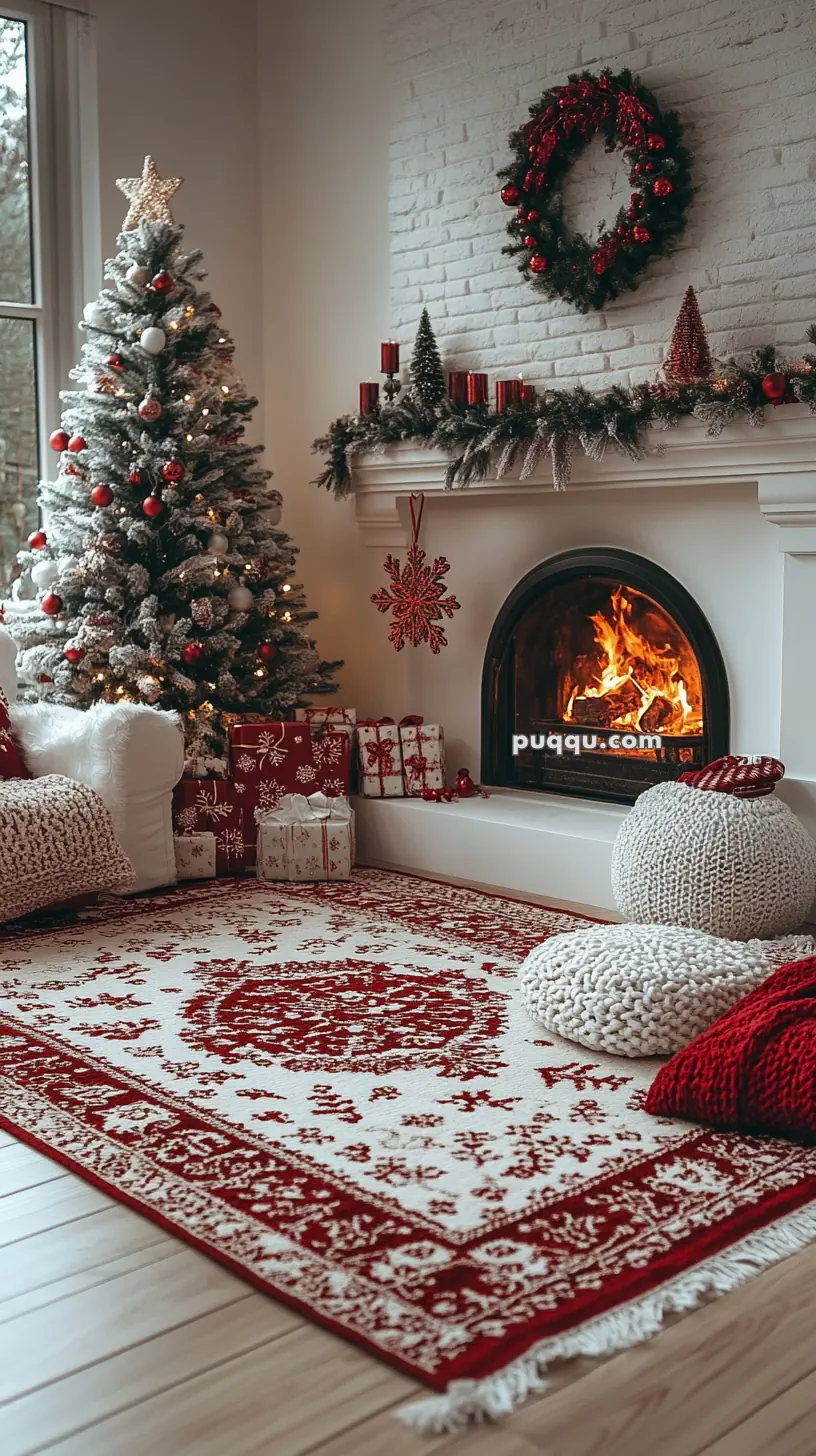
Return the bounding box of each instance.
[482,548,729,804]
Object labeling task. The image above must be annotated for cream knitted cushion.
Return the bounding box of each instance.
[519,922,813,1057]
[611,780,816,940]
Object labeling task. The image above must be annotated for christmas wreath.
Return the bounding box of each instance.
[499,67,693,312]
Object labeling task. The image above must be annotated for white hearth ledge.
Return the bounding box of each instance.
[352,405,816,547]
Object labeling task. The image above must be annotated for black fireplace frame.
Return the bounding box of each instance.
[481,547,730,804]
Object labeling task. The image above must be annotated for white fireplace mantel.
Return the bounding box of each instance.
[352,404,816,553]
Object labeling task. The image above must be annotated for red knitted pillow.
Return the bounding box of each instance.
[0,686,30,781]
[646,956,816,1142]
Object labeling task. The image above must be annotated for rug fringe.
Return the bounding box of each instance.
[396,1199,816,1435]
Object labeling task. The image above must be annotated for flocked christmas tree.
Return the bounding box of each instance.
[409,308,445,411]
[664,285,713,384]
[12,158,338,761]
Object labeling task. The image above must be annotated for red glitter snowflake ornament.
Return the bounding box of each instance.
[371,493,460,653]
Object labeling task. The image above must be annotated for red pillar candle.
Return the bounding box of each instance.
[359,381,380,415]
[381,341,400,374]
[466,372,488,406]
[496,378,523,411]
[448,370,469,403]
[520,382,538,404]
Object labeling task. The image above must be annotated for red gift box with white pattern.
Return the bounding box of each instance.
[172,779,248,875]
[229,721,351,868]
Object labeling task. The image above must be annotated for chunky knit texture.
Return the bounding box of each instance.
[518,923,813,1058]
[646,954,816,1139]
[0,773,134,923]
[612,780,816,940]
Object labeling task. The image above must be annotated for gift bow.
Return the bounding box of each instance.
[256,791,352,826]
[363,738,398,770]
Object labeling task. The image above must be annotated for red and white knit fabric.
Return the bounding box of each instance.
[678,755,784,798]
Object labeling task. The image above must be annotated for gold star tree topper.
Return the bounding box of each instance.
[116,156,183,229]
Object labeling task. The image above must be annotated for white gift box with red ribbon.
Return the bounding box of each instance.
[399,718,446,796]
[295,707,357,744]
[174,832,217,880]
[357,720,405,798]
[256,792,354,881]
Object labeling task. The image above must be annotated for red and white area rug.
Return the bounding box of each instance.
[2,870,816,1433]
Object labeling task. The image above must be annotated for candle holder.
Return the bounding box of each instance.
[496,378,523,412]
[520,382,538,405]
[448,370,469,404]
[359,381,380,415]
[467,372,488,406]
[381,341,401,404]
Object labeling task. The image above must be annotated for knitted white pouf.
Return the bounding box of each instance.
[519,923,813,1058]
[611,780,816,941]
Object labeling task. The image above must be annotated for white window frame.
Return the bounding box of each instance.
[0,0,100,482]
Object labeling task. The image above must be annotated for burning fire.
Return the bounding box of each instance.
[563,587,703,736]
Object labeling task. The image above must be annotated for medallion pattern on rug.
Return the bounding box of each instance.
[1,869,815,1392]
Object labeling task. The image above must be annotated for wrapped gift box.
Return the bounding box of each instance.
[399,720,446,796]
[295,707,356,743]
[229,721,351,868]
[174,832,217,880]
[357,721,404,797]
[257,793,354,882]
[172,780,248,875]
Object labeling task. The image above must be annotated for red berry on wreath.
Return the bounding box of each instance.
[761,372,787,403]
[49,429,70,452]
[28,529,47,549]
[65,646,86,664]
[107,352,123,370]
[183,641,203,665]
[632,225,651,243]
[647,134,665,150]
[529,253,548,273]
[653,178,673,196]
[257,642,278,663]
[500,184,520,206]
[42,592,63,616]
[151,270,174,293]
[91,483,113,507]
[68,434,87,453]
[143,493,163,518]
[162,460,185,483]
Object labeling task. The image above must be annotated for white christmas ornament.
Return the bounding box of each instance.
[260,503,282,526]
[139,327,166,356]
[126,264,151,288]
[11,573,37,601]
[30,559,60,589]
[206,531,229,554]
[228,581,253,612]
[58,554,79,577]
[83,301,111,331]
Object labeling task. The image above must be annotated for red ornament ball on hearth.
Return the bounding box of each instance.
[653,177,673,197]
[500,184,520,206]
[529,253,548,273]
[91,483,113,508]
[151,270,174,293]
[647,134,665,150]
[632,225,651,243]
[28,529,47,549]
[107,352,123,371]
[761,372,787,402]
[42,592,63,616]
[68,434,87,453]
[64,646,86,664]
[183,642,203,665]
[257,642,278,663]
[162,460,185,483]
[49,429,70,452]
[143,494,163,518]
[455,768,477,798]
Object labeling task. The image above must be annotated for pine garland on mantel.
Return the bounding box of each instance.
[313,332,816,495]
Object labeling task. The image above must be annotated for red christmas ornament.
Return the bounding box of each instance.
[150,270,174,293]
[664,286,713,384]
[257,642,278,663]
[653,177,673,197]
[107,352,123,371]
[128,469,142,485]
[162,460,185,483]
[500,184,521,206]
[91,483,113,507]
[68,434,87,453]
[63,462,82,477]
[371,493,460,654]
[632,225,651,243]
[41,592,63,616]
[455,768,477,797]
[64,646,86,664]
[441,787,455,802]
[422,787,437,802]
[28,530,47,550]
[39,673,52,684]
[49,429,70,452]
[529,253,548,273]
[517,206,528,221]
[526,209,539,221]
[183,641,203,665]
[143,493,163,518]
[647,134,665,150]
[138,396,162,422]
[523,234,537,248]
[762,372,787,404]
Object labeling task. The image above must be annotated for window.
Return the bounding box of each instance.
[0,2,98,595]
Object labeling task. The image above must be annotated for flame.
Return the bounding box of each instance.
[563,587,703,736]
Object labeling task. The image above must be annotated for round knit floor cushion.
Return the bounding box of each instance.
[518,923,814,1058]
[611,780,816,940]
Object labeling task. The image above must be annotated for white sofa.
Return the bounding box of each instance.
[0,626,183,893]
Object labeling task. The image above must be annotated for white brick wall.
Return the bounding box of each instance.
[386,0,816,390]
